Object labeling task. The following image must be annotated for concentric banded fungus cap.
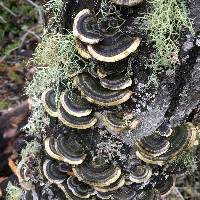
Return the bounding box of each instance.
[44,137,62,161]
[94,175,125,192]
[87,66,99,78]
[158,122,173,137]
[73,9,103,44]
[67,176,96,198]
[137,189,161,200]
[75,39,92,59]
[75,73,133,106]
[87,33,141,62]
[111,0,144,6]
[155,176,176,198]
[136,123,197,165]
[136,133,170,157]
[73,157,121,187]
[129,164,152,183]
[100,72,132,90]
[60,91,92,117]
[58,105,97,129]
[55,135,86,165]
[16,158,35,190]
[41,88,58,117]
[97,65,125,78]
[43,160,66,184]
[103,112,139,132]
[111,185,137,200]
[57,180,91,200]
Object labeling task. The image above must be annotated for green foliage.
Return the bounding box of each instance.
[6,182,22,200]
[0,100,8,109]
[0,1,38,57]
[143,0,194,73]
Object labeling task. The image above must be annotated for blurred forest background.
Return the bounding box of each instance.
[0,0,199,199]
[0,0,42,197]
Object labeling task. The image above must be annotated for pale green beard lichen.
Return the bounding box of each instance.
[25,33,90,135]
[6,182,22,200]
[170,149,198,174]
[44,0,64,31]
[20,140,41,159]
[143,0,194,74]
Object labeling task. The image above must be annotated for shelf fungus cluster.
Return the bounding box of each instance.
[73,9,141,62]
[13,1,200,200]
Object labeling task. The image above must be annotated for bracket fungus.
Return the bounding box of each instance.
[60,91,92,117]
[73,158,121,187]
[58,104,97,129]
[94,175,125,192]
[75,39,92,59]
[55,135,87,165]
[102,112,139,132]
[99,72,132,90]
[67,176,96,198]
[155,176,176,198]
[136,123,198,165]
[75,73,133,106]
[43,160,66,184]
[87,36,141,63]
[129,164,152,183]
[41,88,58,117]
[45,137,63,161]
[73,9,103,44]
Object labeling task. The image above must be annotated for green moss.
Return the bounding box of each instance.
[6,182,23,200]
[143,0,194,73]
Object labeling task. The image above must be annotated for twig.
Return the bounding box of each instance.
[0,25,41,63]
[0,15,7,23]
[0,2,17,17]
[26,0,44,25]
[175,187,185,200]
[21,26,42,43]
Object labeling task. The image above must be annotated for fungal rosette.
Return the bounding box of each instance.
[55,135,87,165]
[73,158,121,187]
[75,73,133,107]
[136,123,198,165]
